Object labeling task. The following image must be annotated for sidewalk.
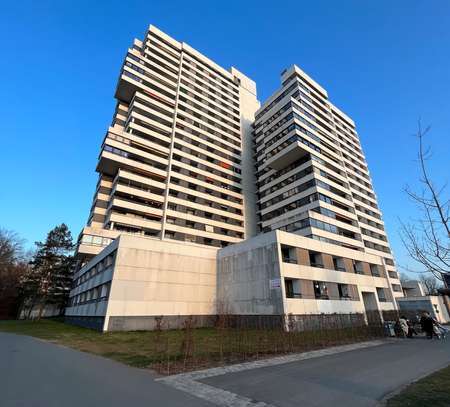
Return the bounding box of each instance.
[2,331,449,407]
[197,337,450,406]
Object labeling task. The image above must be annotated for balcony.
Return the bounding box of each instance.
[265,137,309,170]
[115,71,142,103]
[96,148,167,179]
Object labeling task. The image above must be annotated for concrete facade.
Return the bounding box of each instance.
[67,25,403,330]
[254,66,402,301]
[75,25,260,270]
[67,234,218,331]
[217,231,396,317]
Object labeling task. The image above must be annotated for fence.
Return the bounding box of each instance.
[148,312,388,374]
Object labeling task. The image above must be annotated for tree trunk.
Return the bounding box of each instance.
[37,298,46,320]
[26,297,37,320]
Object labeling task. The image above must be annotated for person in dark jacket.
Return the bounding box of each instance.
[407,318,418,338]
[420,312,434,339]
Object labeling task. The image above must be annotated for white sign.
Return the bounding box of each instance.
[269,278,281,290]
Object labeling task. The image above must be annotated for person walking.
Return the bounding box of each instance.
[420,312,434,339]
[430,316,448,339]
[407,318,418,338]
[399,316,409,338]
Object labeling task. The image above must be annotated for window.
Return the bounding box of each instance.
[100,283,111,299]
[353,260,364,274]
[105,254,113,267]
[314,281,329,299]
[370,264,381,277]
[385,258,395,266]
[392,284,402,292]
[333,256,345,272]
[281,245,297,264]
[388,271,398,279]
[185,234,197,243]
[309,251,323,268]
[376,287,387,302]
[338,284,351,300]
[285,279,301,298]
[92,236,103,246]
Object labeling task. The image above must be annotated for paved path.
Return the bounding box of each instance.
[201,337,450,406]
[1,332,213,407]
[2,332,450,407]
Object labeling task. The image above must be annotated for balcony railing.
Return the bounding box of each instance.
[310,262,324,268]
[286,292,302,299]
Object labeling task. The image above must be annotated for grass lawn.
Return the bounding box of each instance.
[0,318,382,374]
[387,365,450,407]
[0,319,211,370]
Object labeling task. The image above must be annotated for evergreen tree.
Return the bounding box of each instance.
[22,224,74,319]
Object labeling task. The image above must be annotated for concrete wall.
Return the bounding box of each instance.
[66,238,118,319]
[104,234,218,330]
[217,232,284,314]
[217,230,397,317]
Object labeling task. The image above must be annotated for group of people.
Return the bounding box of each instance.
[398,312,448,339]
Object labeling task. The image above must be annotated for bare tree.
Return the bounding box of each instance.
[0,228,30,318]
[419,274,441,295]
[400,122,450,283]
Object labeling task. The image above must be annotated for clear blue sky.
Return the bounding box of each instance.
[1,1,449,272]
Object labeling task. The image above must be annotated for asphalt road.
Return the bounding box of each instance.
[0,332,213,407]
[202,336,450,406]
[2,332,450,407]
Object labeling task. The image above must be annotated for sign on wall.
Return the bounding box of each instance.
[269,278,281,290]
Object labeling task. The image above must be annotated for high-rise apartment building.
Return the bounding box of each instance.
[66,26,401,331]
[76,25,259,268]
[253,66,402,298]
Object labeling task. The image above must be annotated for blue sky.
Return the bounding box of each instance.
[0,1,449,272]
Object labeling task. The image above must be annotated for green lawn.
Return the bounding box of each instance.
[387,365,450,407]
[0,318,382,374]
[0,319,211,369]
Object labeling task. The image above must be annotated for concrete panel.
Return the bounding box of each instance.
[322,254,335,271]
[297,248,310,266]
[217,235,284,315]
